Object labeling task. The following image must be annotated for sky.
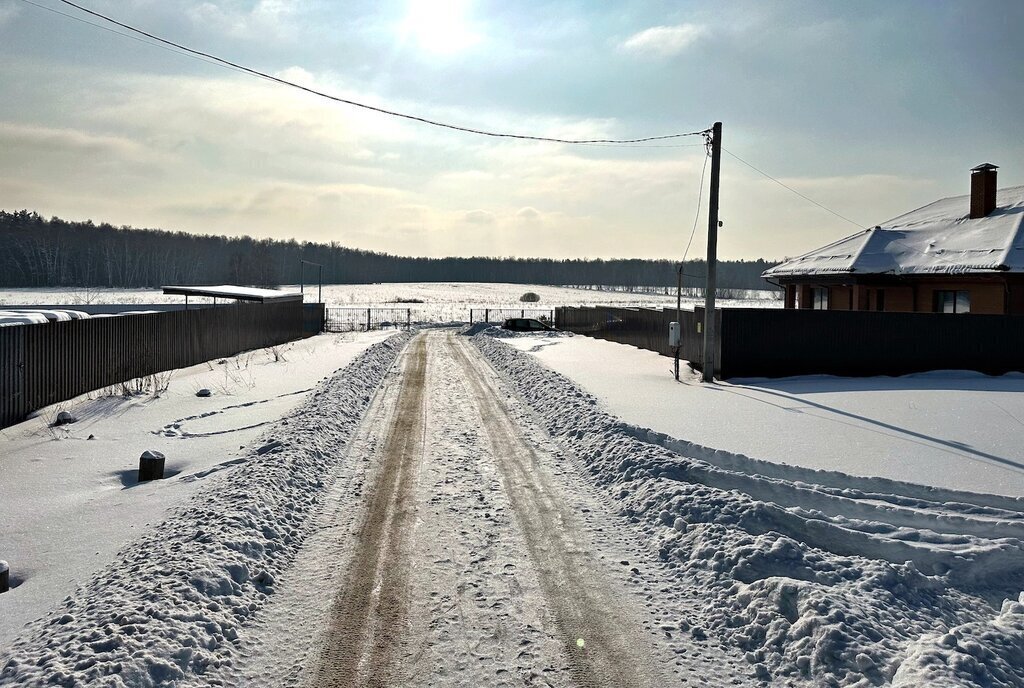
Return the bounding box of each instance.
[1,0,1022,261]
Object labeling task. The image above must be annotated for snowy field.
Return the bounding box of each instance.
[0,330,392,650]
[0,282,781,323]
[504,334,1024,498]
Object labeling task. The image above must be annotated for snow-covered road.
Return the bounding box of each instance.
[243,331,746,687]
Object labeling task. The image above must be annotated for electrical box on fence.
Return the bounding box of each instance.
[669,321,681,347]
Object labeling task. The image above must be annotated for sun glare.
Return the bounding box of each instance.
[401,0,480,54]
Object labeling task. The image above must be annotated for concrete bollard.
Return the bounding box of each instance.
[0,560,8,593]
[138,450,166,482]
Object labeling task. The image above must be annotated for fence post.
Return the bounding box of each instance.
[407,309,411,330]
[366,308,371,331]
[485,308,489,323]
[469,309,473,324]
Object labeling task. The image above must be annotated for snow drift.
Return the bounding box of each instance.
[0,333,411,687]
[473,332,1024,687]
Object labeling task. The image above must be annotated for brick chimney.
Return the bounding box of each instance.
[970,163,998,218]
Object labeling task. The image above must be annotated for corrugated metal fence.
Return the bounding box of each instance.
[555,306,1024,378]
[555,306,708,369]
[716,308,1024,378]
[0,301,316,430]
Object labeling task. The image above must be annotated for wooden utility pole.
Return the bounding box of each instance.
[702,121,723,383]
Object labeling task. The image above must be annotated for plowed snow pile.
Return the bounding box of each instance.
[473,333,1024,687]
[0,334,411,687]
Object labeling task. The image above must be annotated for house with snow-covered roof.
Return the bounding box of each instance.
[763,164,1024,315]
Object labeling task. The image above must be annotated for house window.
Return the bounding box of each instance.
[811,287,829,310]
[875,289,885,311]
[933,290,970,314]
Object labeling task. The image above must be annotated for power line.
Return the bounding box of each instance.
[681,151,710,264]
[43,0,710,145]
[18,0,256,78]
[723,148,866,229]
[723,149,977,272]
[32,0,963,277]
[575,142,707,150]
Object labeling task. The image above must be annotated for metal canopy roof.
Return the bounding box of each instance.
[162,285,303,303]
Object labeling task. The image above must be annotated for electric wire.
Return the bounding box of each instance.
[575,142,707,150]
[719,150,973,273]
[723,148,866,229]
[681,151,710,265]
[43,0,710,145]
[727,148,975,273]
[18,0,257,78]
[21,0,967,276]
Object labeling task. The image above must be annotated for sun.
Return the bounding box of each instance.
[400,0,481,54]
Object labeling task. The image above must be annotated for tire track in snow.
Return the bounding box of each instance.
[447,333,670,688]
[400,331,571,684]
[313,334,428,687]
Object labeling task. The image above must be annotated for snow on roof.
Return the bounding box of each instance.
[764,185,1024,278]
[162,285,302,302]
[1,309,91,321]
[0,313,49,326]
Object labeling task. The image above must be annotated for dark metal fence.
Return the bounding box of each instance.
[303,303,325,336]
[324,307,414,332]
[0,301,308,430]
[470,308,555,324]
[554,306,707,368]
[555,306,1024,379]
[717,309,1024,378]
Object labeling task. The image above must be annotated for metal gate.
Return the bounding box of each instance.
[324,308,415,332]
[469,308,555,324]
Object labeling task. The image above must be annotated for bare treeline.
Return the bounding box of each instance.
[0,210,779,291]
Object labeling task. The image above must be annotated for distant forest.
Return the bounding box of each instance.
[0,210,779,292]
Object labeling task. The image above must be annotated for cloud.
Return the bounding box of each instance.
[0,122,152,158]
[162,181,407,217]
[0,4,20,27]
[717,169,937,260]
[515,206,542,224]
[0,54,943,261]
[463,209,496,224]
[187,0,302,41]
[619,24,706,57]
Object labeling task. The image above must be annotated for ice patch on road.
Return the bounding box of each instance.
[473,333,1024,687]
[0,333,411,687]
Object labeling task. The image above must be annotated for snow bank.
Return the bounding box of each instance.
[505,334,1024,496]
[459,322,572,338]
[0,333,411,687]
[893,594,1024,686]
[473,334,1024,687]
